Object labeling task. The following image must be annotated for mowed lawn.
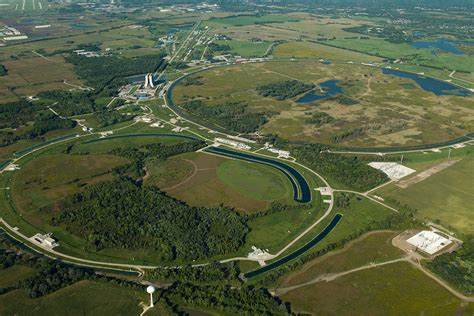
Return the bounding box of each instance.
[282,261,463,315]
[378,156,474,234]
[0,280,146,315]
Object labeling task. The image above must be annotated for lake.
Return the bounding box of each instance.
[411,38,473,55]
[382,68,471,97]
[297,80,343,103]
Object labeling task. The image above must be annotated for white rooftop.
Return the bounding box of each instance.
[368,162,415,180]
[407,231,452,255]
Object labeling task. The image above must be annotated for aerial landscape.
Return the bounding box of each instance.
[0,0,472,314]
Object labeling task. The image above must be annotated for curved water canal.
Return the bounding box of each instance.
[205,146,311,203]
[244,213,343,279]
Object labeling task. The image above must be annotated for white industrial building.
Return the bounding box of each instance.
[407,231,452,255]
[215,138,251,150]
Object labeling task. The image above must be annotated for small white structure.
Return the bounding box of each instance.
[4,163,20,171]
[31,233,59,249]
[268,148,290,158]
[368,162,415,180]
[146,285,155,307]
[407,231,452,255]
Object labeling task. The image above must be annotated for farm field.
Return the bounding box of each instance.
[281,261,465,315]
[377,152,474,235]
[171,60,474,148]
[0,280,146,315]
[0,56,84,103]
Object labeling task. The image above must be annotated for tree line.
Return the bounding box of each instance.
[182,100,272,133]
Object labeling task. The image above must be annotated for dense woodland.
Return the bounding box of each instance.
[182,100,271,133]
[291,144,388,191]
[66,54,166,95]
[95,110,134,128]
[161,282,292,315]
[37,90,102,117]
[428,237,474,294]
[257,80,315,100]
[0,100,76,147]
[53,177,248,261]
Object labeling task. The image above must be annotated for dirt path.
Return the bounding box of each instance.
[275,257,408,295]
[277,230,397,288]
[358,75,373,99]
[163,159,215,191]
[397,159,460,188]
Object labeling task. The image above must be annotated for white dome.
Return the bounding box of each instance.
[146,285,155,294]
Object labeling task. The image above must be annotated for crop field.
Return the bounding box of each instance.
[0,0,47,12]
[171,60,474,148]
[0,24,157,60]
[0,280,145,315]
[281,261,464,315]
[377,153,474,235]
[0,56,83,103]
[147,152,292,213]
[277,231,404,288]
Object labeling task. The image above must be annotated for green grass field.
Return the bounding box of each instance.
[0,265,35,288]
[215,40,272,57]
[217,159,289,201]
[282,261,464,315]
[277,231,404,288]
[377,152,474,235]
[0,280,146,315]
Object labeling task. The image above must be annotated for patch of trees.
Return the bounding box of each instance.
[257,80,315,100]
[66,53,166,95]
[38,90,102,116]
[182,100,271,133]
[0,248,143,298]
[0,107,76,147]
[0,99,36,129]
[306,111,334,125]
[291,143,388,191]
[336,95,359,105]
[182,76,203,86]
[95,110,134,128]
[208,42,232,53]
[149,261,240,285]
[52,177,248,261]
[0,64,7,76]
[428,237,474,294]
[161,282,292,315]
[110,140,206,177]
